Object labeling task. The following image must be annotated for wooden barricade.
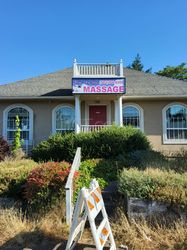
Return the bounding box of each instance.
[66,179,116,250]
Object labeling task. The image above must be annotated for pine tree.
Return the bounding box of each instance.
[130,53,144,71]
[156,63,187,80]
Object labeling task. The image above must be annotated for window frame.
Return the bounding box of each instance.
[162,102,187,144]
[3,104,33,143]
[52,104,75,134]
[122,103,144,131]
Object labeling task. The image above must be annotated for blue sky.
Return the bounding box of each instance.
[0,0,187,84]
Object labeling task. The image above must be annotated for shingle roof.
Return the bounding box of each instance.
[0,67,187,97]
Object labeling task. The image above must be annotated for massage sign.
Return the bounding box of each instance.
[72,78,126,94]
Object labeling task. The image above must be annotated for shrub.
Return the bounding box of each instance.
[0,137,10,161]
[119,168,187,209]
[74,158,121,200]
[12,115,21,152]
[24,161,76,210]
[169,149,187,173]
[117,150,169,170]
[0,159,37,198]
[32,126,150,162]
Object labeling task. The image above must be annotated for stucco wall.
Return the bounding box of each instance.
[0,100,74,145]
[0,98,187,153]
[123,99,187,153]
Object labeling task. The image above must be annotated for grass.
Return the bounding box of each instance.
[0,204,69,249]
[111,209,187,250]
[0,150,187,249]
[0,206,186,250]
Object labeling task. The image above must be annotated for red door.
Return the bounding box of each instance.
[89,105,107,125]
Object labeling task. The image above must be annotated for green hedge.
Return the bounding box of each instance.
[32,126,150,162]
[119,168,187,209]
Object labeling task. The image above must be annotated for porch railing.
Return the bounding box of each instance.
[73,59,123,77]
[65,147,81,225]
[81,125,111,132]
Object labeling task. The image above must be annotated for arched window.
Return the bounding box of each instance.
[163,104,187,143]
[52,105,75,133]
[122,104,143,130]
[3,104,33,142]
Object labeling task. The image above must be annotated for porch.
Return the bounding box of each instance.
[72,59,125,133]
[74,95,123,133]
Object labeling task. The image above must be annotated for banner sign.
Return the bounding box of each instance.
[72,78,126,94]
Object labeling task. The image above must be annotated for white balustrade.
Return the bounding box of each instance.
[73,59,123,77]
[80,125,111,132]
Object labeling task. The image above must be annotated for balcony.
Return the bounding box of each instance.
[73,59,123,78]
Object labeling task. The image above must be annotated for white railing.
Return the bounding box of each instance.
[73,59,123,77]
[81,125,111,132]
[65,147,81,225]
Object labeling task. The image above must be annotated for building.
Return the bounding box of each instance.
[0,59,187,154]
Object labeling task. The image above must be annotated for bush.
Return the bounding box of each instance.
[117,150,169,170]
[119,168,187,209]
[32,126,150,162]
[24,161,76,210]
[74,158,122,200]
[169,149,187,173]
[0,137,10,161]
[0,159,37,198]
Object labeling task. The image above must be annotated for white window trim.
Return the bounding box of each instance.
[122,103,144,132]
[52,104,75,134]
[162,102,187,144]
[3,104,33,142]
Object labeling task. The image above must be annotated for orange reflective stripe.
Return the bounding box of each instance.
[99,237,104,246]
[102,227,108,236]
[91,192,100,203]
[87,200,94,210]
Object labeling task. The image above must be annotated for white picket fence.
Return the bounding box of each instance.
[65,147,81,225]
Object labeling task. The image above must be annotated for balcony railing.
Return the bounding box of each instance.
[73,59,123,77]
[81,125,111,132]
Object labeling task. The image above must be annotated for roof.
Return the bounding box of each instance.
[0,67,187,98]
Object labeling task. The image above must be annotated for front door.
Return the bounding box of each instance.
[89,105,107,125]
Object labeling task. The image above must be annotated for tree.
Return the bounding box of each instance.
[12,115,21,151]
[128,53,152,73]
[130,53,144,71]
[156,63,187,80]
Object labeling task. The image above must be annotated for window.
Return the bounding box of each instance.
[3,104,33,143]
[163,104,187,143]
[53,105,75,133]
[123,104,143,130]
